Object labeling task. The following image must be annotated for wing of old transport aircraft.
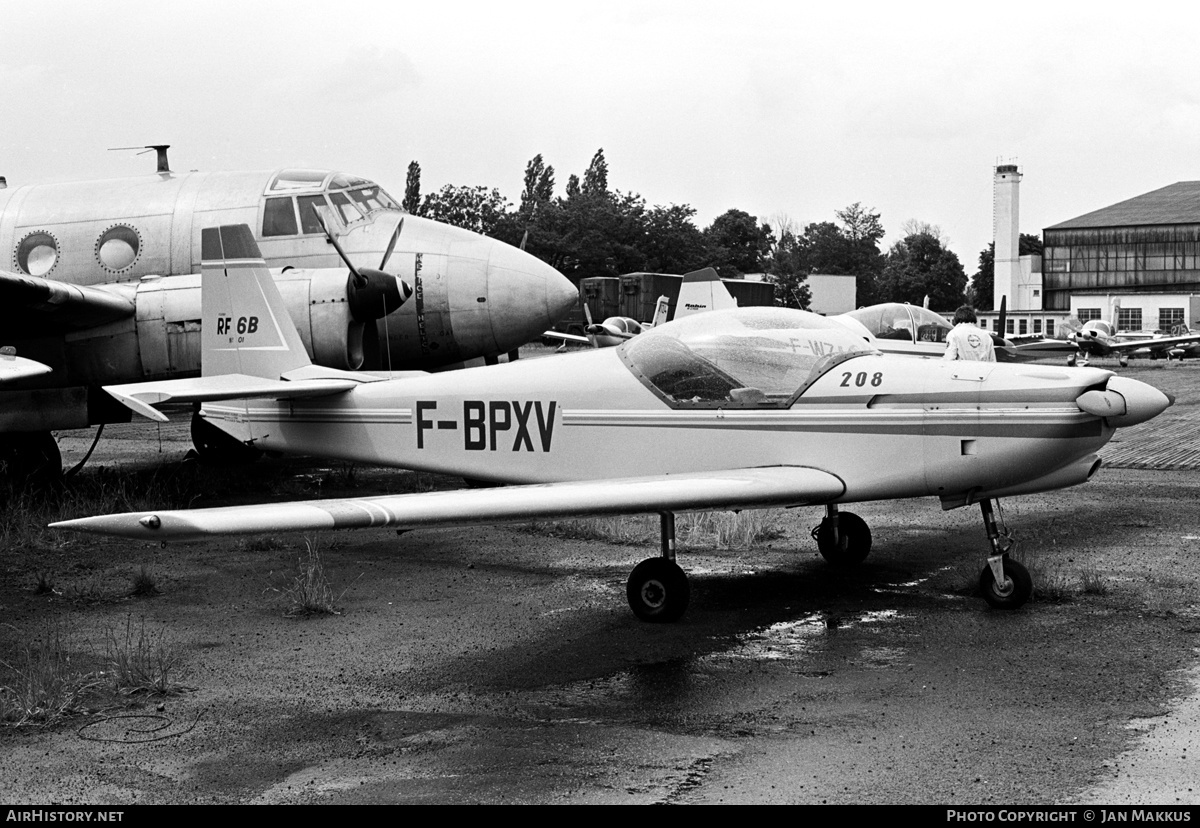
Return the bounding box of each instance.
[52,466,846,542]
[0,270,136,336]
[0,346,51,382]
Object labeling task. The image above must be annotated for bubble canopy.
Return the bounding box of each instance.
[619,307,877,409]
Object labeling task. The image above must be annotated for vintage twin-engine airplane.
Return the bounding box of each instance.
[0,149,575,480]
[52,225,1174,622]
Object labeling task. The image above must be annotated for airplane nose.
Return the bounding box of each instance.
[1075,376,1173,427]
[484,239,577,351]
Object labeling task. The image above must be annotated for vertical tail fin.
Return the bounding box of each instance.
[675,267,738,320]
[200,225,312,378]
[650,295,671,327]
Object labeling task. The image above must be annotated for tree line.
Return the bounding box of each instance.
[403,149,1015,311]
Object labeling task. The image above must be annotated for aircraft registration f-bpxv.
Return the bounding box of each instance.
[54,226,1174,622]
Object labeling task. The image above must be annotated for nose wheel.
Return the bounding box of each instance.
[978,499,1033,609]
[980,555,1032,608]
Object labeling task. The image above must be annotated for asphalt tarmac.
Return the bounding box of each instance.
[1,359,1198,804]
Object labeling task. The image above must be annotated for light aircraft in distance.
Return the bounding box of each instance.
[1068,320,1200,367]
[0,148,574,481]
[53,225,1174,622]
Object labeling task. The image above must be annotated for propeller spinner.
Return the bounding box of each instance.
[311,208,414,322]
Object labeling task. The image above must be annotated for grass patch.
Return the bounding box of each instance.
[0,621,98,725]
[235,535,291,553]
[104,615,186,695]
[681,510,786,549]
[528,510,788,549]
[528,515,657,545]
[129,566,160,597]
[33,570,58,596]
[1079,566,1110,596]
[280,540,348,617]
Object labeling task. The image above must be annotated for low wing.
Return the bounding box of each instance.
[999,337,1079,361]
[0,270,136,336]
[0,346,51,382]
[51,466,847,542]
[1102,331,1200,355]
[541,330,591,345]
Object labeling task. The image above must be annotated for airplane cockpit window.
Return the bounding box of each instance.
[297,195,329,234]
[269,170,329,191]
[262,197,299,237]
[844,303,952,344]
[912,306,952,343]
[620,308,875,409]
[263,171,403,236]
[328,191,365,225]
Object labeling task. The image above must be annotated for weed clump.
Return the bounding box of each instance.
[281,540,346,617]
[0,622,97,725]
[104,615,186,695]
[130,566,160,597]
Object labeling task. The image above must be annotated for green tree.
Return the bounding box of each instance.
[419,184,512,236]
[641,204,715,274]
[768,227,812,309]
[402,161,421,214]
[582,148,609,196]
[519,154,555,223]
[704,209,774,277]
[878,232,967,310]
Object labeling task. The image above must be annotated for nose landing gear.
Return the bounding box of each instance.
[977,499,1032,609]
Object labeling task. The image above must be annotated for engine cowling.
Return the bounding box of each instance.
[276,269,367,371]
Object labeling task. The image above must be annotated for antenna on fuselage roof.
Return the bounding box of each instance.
[108,144,171,174]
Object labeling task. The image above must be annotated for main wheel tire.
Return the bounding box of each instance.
[816,511,872,567]
[979,557,1032,609]
[626,558,690,623]
[0,431,62,491]
[190,412,261,466]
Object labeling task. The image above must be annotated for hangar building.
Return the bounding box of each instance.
[1043,182,1200,331]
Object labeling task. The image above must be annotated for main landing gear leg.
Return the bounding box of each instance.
[626,511,690,622]
[978,499,1032,610]
[815,504,872,567]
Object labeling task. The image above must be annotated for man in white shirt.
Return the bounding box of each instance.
[943,305,996,362]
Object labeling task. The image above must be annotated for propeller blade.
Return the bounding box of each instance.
[380,217,403,271]
[311,205,364,286]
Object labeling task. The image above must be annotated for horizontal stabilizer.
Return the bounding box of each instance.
[51,466,846,541]
[104,374,363,422]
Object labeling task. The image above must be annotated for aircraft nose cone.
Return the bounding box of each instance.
[1076,376,1173,427]
[484,240,576,351]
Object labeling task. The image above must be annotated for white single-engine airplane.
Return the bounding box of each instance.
[52,225,1174,622]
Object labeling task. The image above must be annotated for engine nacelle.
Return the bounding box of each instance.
[274,269,366,371]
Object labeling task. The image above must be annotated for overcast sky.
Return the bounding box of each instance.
[4,0,1199,272]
